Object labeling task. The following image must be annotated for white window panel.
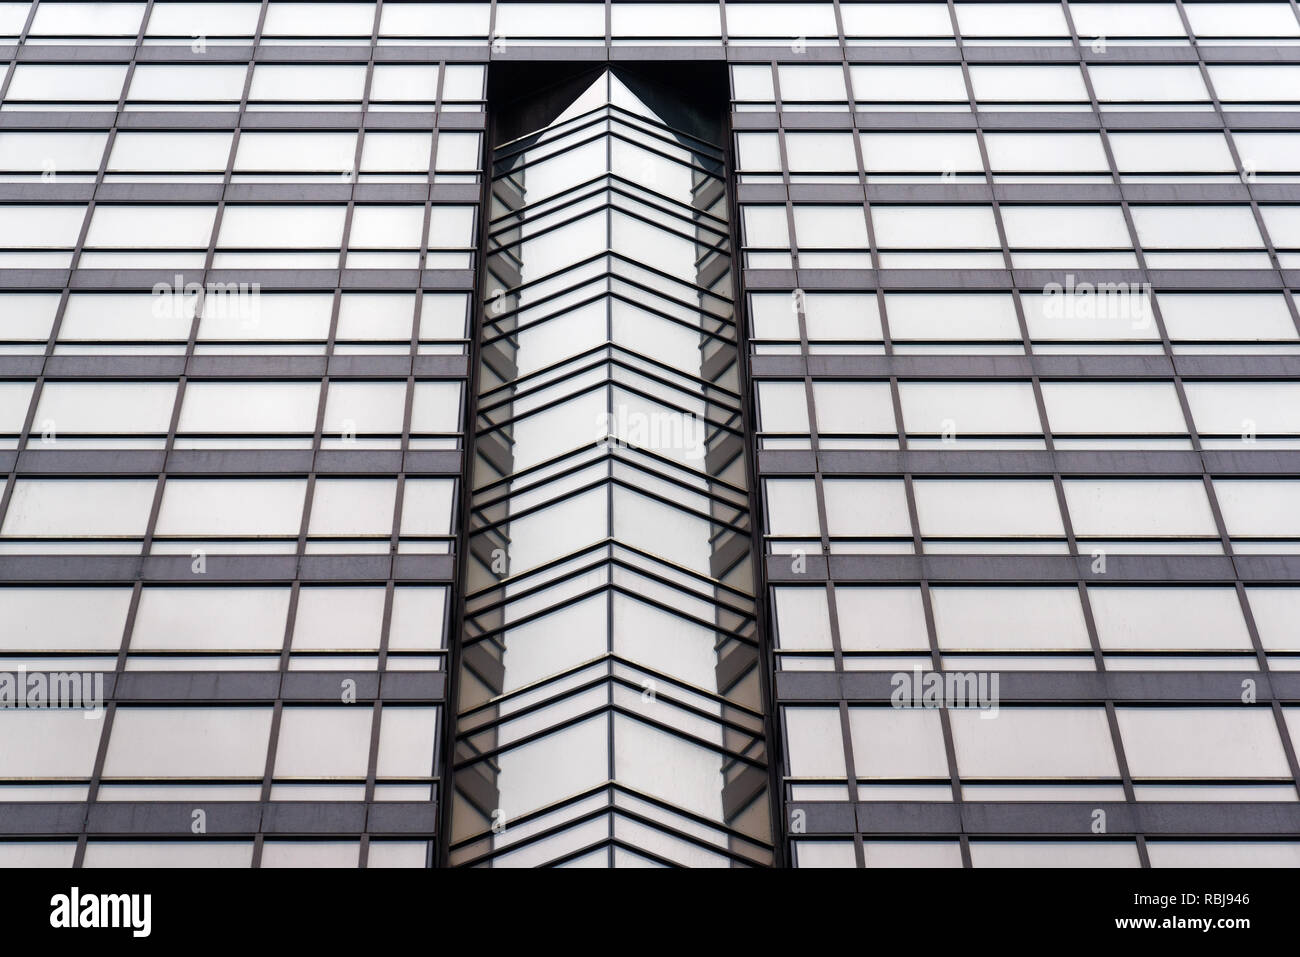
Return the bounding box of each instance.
[336,293,416,340]
[872,206,1000,249]
[427,206,475,248]
[1090,65,1209,101]
[350,205,426,249]
[785,133,858,173]
[823,479,912,537]
[154,479,307,537]
[1186,3,1300,37]
[1261,206,1300,248]
[727,3,840,37]
[6,64,127,101]
[758,382,809,434]
[128,65,247,102]
[2,479,155,538]
[968,66,1088,101]
[362,132,433,173]
[1233,133,1300,173]
[85,205,216,249]
[956,3,1068,37]
[776,65,847,102]
[610,3,721,37]
[496,2,605,36]
[131,587,289,651]
[1021,290,1159,341]
[914,479,1065,538]
[1184,381,1300,434]
[82,843,253,868]
[410,381,463,433]
[1063,479,1219,537]
[0,2,31,36]
[742,206,789,247]
[108,132,233,173]
[235,132,357,173]
[861,133,982,173]
[1090,587,1253,651]
[0,293,59,340]
[440,65,485,102]
[970,843,1140,868]
[836,587,931,651]
[323,380,407,434]
[1130,206,1262,248]
[1041,381,1187,434]
[308,479,397,537]
[0,132,107,172]
[369,65,440,102]
[732,65,775,102]
[104,707,272,778]
[773,587,832,650]
[292,587,385,651]
[249,64,367,101]
[899,381,1041,434]
[0,711,103,778]
[951,707,1120,778]
[983,133,1109,173]
[851,64,968,102]
[1157,293,1298,341]
[813,381,895,434]
[1214,479,1300,537]
[848,708,949,778]
[262,1,375,36]
[783,708,847,777]
[931,587,1091,651]
[764,478,819,537]
[178,381,320,434]
[388,586,447,652]
[261,843,360,868]
[147,2,263,37]
[60,293,194,342]
[792,206,868,249]
[34,381,177,434]
[0,380,33,433]
[0,206,85,248]
[804,293,882,340]
[31,2,144,35]
[1117,708,1291,778]
[274,707,372,778]
[218,206,347,249]
[886,293,1020,340]
[197,293,332,342]
[1109,133,1235,173]
[1147,843,1300,868]
[1004,205,1131,249]
[400,479,455,537]
[379,3,489,37]
[1069,3,1185,38]
[375,707,438,777]
[840,2,953,37]
[1248,588,1300,651]
[736,133,780,172]
[2,587,132,651]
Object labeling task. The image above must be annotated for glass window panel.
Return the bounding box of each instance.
[154,479,307,537]
[764,478,819,537]
[848,708,949,777]
[851,65,968,102]
[1090,65,1209,102]
[1157,293,1298,341]
[83,842,253,868]
[0,711,103,778]
[913,479,1065,538]
[30,2,144,35]
[984,133,1109,173]
[109,132,233,173]
[178,381,320,435]
[1117,708,1291,778]
[1214,479,1300,537]
[218,206,347,249]
[2,479,155,538]
[1001,206,1131,248]
[931,587,1091,651]
[970,842,1140,867]
[308,479,397,537]
[1131,206,1262,249]
[1090,587,1252,651]
[249,65,367,102]
[2,587,131,651]
[0,206,86,248]
[861,132,982,173]
[128,65,247,102]
[85,205,216,249]
[836,587,930,651]
[235,132,356,173]
[1247,587,1300,651]
[6,65,128,101]
[823,479,912,537]
[785,132,858,172]
[772,587,832,650]
[1146,842,1300,868]
[0,132,107,172]
[274,707,371,778]
[399,479,455,536]
[777,65,847,102]
[956,3,1069,37]
[1069,3,1185,38]
[951,707,1119,778]
[147,2,263,37]
[793,206,869,248]
[969,66,1087,102]
[757,381,809,433]
[1063,480,1219,537]
[840,3,954,37]
[262,2,375,36]
[872,206,999,248]
[376,707,438,777]
[1109,133,1235,173]
[885,293,1020,340]
[370,65,440,102]
[132,587,289,651]
[496,2,604,37]
[1041,381,1188,434]
[899,381,1042,434]
[34,381,177,435]
[611,3,720,37]
[783,707,847,777]
[813,381,895,434]
[728,3,839,37]
[104,707,272,778]
[1186,3,1300,37]
[388,586,446,651]
[1184,381,1300,435]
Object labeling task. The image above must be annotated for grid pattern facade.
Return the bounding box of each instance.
[0,0,1299,868]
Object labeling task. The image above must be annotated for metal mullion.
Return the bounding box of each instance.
[67,0,159,870]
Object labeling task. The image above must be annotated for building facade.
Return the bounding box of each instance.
[1,0,1300,868]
